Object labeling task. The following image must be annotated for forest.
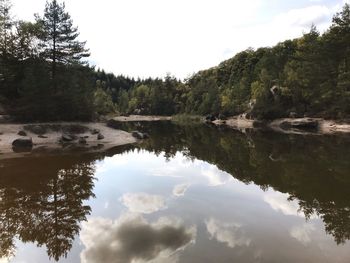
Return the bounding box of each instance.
[1,0,350,121]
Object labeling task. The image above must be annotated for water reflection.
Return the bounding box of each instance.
[0,122,349,262]
[205,218,251,248]
[131,122,350,245]
[0,155,96,261]
[120,193,167,214]
[80,214,196,263]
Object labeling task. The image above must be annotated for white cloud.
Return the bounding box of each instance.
[80,213,196,263]
[274,5,332,27]
[120,193,166,214]
[149,166,182,178]
[95,155,129,175]
[290,224,316,246]
[172,183,190,197]
[10,1,344,78]
[201,166,231,186]
[264,192,304,217]
[206,218,251,248]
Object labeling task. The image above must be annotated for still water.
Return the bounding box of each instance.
[0,122,350,262]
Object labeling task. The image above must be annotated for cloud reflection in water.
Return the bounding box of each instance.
[120,193,167,214]
[206,218,251,248]
[80,213,196,263]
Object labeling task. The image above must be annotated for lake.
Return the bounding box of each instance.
[0,122,350,263]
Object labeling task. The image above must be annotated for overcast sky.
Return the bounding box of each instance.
[10,0,349,79]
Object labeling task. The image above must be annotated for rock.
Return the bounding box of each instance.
[91,129,100,135]
[280,118,319,130]
[18,130,27,136]
[79,137,87,144]
[131,131,149,140]
[97,133,105,140]
[107,119,120,129]
[29,125,46,135]
[12,137,33,149]
[38,135,48,139]
[61,134,77,142]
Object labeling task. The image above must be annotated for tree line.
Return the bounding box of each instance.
[94,4,350,120]
[1,0,350,121]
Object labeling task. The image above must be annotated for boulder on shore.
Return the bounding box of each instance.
[12,137,33,149]
[60,134,78,142]
[26,125,46,135]
[97,133,105,140]
[18,130,27,136]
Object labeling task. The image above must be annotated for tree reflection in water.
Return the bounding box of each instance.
[0,155,96,261]
[0,122,349,261]
[126,122,350,245]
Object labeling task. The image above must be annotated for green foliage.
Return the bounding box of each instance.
[0,0,94,121]
[93,81,117,115]
[1,1,350,120]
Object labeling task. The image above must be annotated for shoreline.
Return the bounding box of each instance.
[109,114,350,135]
[0,122,137,159]
[213,117,350,135]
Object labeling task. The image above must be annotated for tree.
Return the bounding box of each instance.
[36,0,89,92]
[0,0,13,57]
[0,0,17,97]
[94,80,117,115]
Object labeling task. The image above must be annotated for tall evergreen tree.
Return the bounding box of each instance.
[36,0,89,92]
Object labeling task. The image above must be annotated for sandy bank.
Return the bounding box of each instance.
[113,115,172,122]
[0,122,137,157]
[214,117,350,135]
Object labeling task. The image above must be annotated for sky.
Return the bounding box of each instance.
[10,0,350,79]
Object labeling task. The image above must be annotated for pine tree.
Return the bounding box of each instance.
[36,0,89,92]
